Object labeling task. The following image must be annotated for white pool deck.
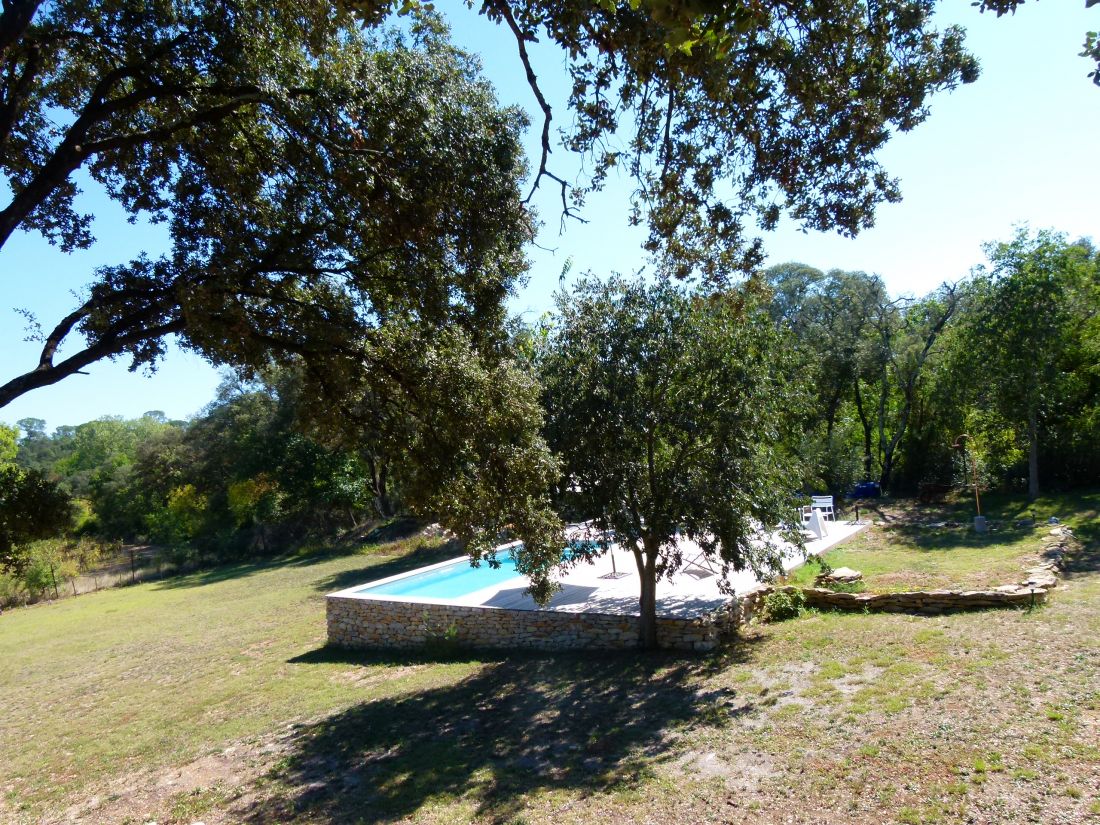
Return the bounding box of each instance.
[332,520,867,620]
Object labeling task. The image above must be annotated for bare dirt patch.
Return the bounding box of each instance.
[672,748,778,793]
[53,734,288,825]
[329,663,429,689]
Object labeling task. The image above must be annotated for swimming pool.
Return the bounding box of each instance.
[353,539,602,601]
[355,554,524,600]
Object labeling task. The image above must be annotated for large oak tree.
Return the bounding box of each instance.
[1,1,565,580]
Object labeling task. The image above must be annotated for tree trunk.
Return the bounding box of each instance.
[367,456,393,518]
[1028,407,1040,500]
[825,385,842,442]
[853,380,873,478]
[879,451,895,493]
[636,539,659,649]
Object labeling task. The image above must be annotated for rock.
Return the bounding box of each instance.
[816,566,862,584]
[1024,573,1057,589]
[1015,518,1035,528]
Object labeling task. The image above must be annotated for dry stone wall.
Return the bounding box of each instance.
[327,595,738,652]
[739,526,1075,622]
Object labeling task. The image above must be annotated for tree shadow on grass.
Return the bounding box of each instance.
[238,641,765,824]
[337,517,426,547]
[881,523,1041,552]
[1062,522,1100,577]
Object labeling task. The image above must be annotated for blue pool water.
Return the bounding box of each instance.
[354,539,602,600]
[356,555,524,599]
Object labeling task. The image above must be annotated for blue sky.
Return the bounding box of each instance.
[2,2,1098,432]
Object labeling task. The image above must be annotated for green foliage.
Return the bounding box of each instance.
[763,264,960,493]
[759,588,806,623]
[0,465,74,574]
[1,3,564,585]
[0,535,106,606]
[949,228,1100,495]
[0,423,17,465]
[312,323,565,601]
[1,2,535,429]
[353,0,978,280]
[19,539,79,600]
[1,0,987,406]
[764,264,889,489]
[129,384,376,553]
[227,476,283,529]
[539,273,809,644]
[163,485,209,544]
[819,579,866,595]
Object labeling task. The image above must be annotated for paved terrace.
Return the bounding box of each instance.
[432,521,866,619]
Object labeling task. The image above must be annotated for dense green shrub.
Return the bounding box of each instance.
[760,588,806,623]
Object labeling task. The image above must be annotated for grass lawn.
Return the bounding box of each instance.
[784,491,1099,592]
[2,493,1099,824]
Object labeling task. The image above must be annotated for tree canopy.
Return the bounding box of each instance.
[1,3,534,407]
[538,274,807,646]
[949,228,1100,498]
[0,453,73,577]
[1,0,993,413]
[393,0,979,281]
[1,1,566,568]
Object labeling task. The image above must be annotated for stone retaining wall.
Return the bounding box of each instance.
[739,526,1075,621]
[327,595,737,652]
[788,583,1045,614]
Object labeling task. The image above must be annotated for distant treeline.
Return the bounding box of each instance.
[767,227,1100,498]
[2,226,1097,594]
[8,373,385,558]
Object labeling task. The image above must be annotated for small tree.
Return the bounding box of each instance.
[540,275,809,648]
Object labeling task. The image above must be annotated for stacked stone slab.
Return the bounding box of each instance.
[327,595,738,652]
[792,584,1045,614]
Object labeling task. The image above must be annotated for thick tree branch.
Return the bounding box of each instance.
[0,36,39,149]
[36,301,91,370]
[0,0,39,62]
[0,318,185,408]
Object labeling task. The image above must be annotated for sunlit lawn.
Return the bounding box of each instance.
[784,490,1100,592]
[2,492,1099,824]
[0,533,474,817]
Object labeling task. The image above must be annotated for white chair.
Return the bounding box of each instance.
[811,495,835,521]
